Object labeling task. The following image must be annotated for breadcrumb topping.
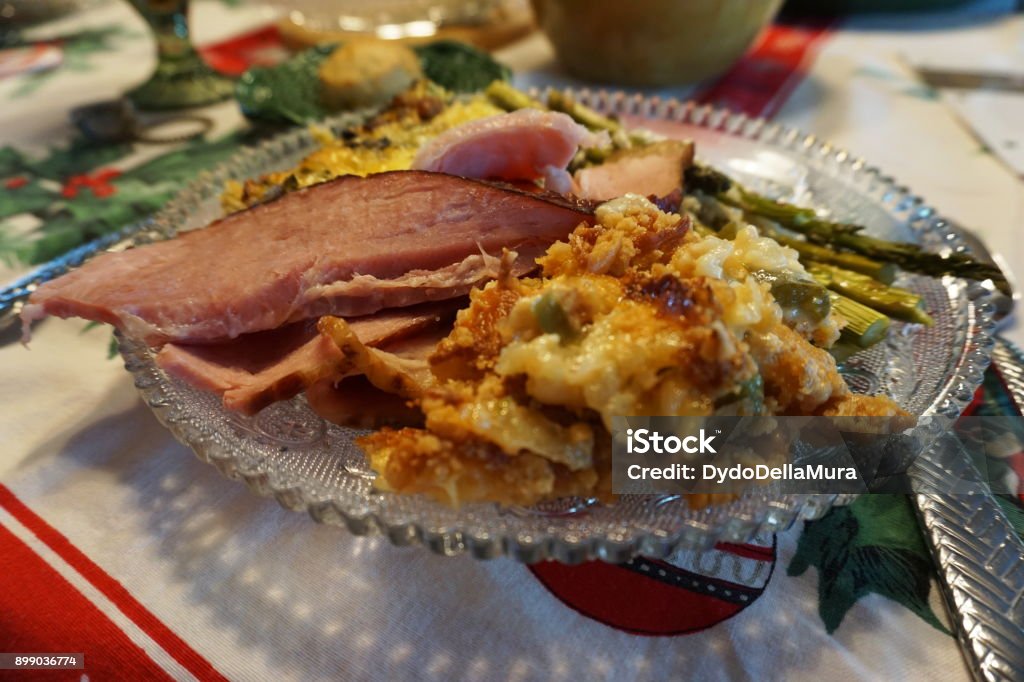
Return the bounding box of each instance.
[356,197,902,507]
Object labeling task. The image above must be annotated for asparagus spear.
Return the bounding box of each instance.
[690,189,899,283]
[485,81,546,111]
[545,90,656,149]
[489,82,674,176]
[546,90,623,134]
[808,262,934,326]
[685,164,1010,293]
[813,228,1008,294]
[486,84,980,337]
[688,206,886,354]
[487,82,626,137]
[747,215,898,284]
[683,165,735,197]
[687,165,863,235]
[828,341,865,364]
[831,292,891,348]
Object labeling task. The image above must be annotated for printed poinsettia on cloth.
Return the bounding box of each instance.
[789,495,950,634]
[0,133,249,267]
[790,366,1024,634]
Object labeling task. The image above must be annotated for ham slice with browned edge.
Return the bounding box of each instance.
[412,109,609,195]
[305,328,447,429]
[574,140,694,202]
[22,171,594,345]
[155,300,461,415]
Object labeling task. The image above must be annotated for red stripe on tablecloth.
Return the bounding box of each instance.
[200,25,290,76]
[0,522,174,681]
[714,541,775,562]
[0,484,229,682]
[693,20,836,119]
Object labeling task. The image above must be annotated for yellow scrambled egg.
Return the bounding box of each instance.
[222,89,502,212]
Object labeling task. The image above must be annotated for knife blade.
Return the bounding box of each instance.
[917,67,1024,94]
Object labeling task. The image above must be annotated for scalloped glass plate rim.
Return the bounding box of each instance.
[117,89,998,564]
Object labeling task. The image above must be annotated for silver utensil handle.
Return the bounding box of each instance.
[0,222,157,334]
[911,433,1024,681]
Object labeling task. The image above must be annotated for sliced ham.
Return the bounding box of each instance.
[155,300,460,415]
[306,376,424,429]
[574,140,694,202]
[412,109,608,193]
[317,315,439,400]
[22,171,593,345]
[156,320,344,416]
[304,328,446,429]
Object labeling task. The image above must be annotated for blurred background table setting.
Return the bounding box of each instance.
[1,0,1023,679]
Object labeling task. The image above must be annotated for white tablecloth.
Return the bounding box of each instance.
[2,2,1022,680]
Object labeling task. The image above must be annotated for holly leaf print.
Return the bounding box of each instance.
[789,495,949,635]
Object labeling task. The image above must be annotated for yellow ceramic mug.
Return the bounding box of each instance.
[531,0,784,86]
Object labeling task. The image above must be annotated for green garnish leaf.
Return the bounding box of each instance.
[236,40,510,126]
[235,44,336,126]
[413,40,511,93]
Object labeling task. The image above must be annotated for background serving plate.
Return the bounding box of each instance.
[117,90,997,563]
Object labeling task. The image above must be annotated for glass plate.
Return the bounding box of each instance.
[118,90,997,563]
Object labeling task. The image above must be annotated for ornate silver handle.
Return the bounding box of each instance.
[910,409,1024,681]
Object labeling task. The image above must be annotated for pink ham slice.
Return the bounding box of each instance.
[574,140,694,202]
[155,300,460,415]
[305,327,449,429]
[412,109,608,194]
[156,320,341,415]
[22,171,593,345]
[305,375,423,429]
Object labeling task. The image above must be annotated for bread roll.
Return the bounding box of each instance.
[318,41,422,111]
